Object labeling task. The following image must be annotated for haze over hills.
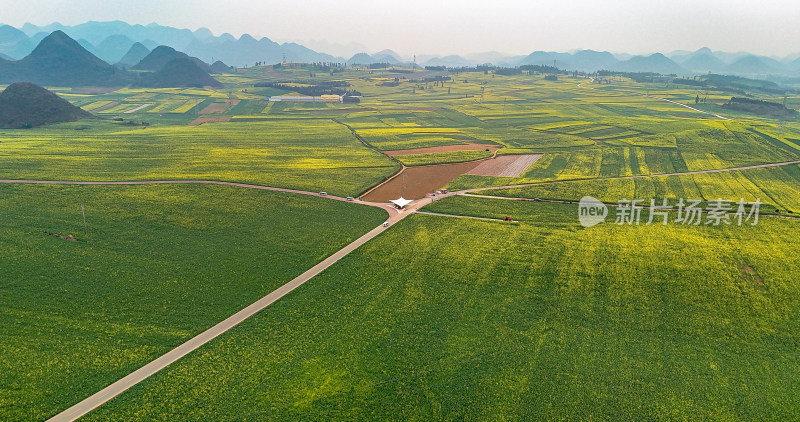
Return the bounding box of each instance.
[0,21,799,79]
[0,31,216,87]
[133,45,211,73]
[135,58,222,88]
[116,42,150,68]
[0,25,35,59]
[0,30,133,86]
[210,60,232,73]
[11,21,341,67]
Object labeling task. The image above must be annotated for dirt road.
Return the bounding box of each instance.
[0,179,395,213]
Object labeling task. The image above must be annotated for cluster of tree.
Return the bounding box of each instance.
[254,80,360,97]
[705,74,786,95]
[424,66,447,71]
[379,78,401,87]
[544,74,558,81]
[672,78,706,87]
[519,64,562,74]
[722,96,798,118]
[308,62,346,73]
[597,71,673,83]
[368,62,392,69]
[494,68,522,76]
[416,76,451,83]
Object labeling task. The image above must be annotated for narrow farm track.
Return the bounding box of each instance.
[645,95,730,120]
[416,210,518,223]
[577,77,730,120]
[30,180,436,422]
[0,179,397,214]
[458,193,800,221]
[462,160,800,193]
[10,158,800,420]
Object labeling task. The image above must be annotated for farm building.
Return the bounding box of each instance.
[266,95,342,103]
[390,197,413,209]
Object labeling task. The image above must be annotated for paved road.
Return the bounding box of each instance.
[45,194,429,422]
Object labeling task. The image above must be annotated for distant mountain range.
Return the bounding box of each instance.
[0,31,134,86]
[333,47,800,78]
[0,21,799,78]
[1,21,340,67]
[0,30,221,87]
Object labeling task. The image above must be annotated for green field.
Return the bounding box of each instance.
[83,197,800,420]
[0,119,398,197]
[395,149,493,167]
[472,164,800,214]
[0,184,386,420]
[3,63,800,420]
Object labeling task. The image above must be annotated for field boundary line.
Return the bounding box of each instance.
[415,210,518,223]
[331,119,406,198]
[576,77,730,120]
[0,179,397,214]
[458,193,800,221]
[462,160,800,193]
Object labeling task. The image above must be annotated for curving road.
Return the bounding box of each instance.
[0,179,399,215]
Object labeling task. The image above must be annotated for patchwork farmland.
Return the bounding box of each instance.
[3,63,800,421]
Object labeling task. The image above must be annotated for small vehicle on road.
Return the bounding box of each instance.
[319,191,327,196]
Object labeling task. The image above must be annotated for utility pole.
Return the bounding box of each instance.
[503,97,507,126]
[81,204,88,236]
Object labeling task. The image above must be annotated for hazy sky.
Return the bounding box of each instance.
[2,0,799,57]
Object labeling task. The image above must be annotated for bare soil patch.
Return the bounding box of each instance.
[199,99,240,114]
[385,143,500,156]
[309,108,376,113]
[741,265,765,288]
[92,101,120,112]
[123,104,152,114]
[189,116,232,126]
[363,161,481,202]
[46,232,76,242]
[468,154,543,177]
